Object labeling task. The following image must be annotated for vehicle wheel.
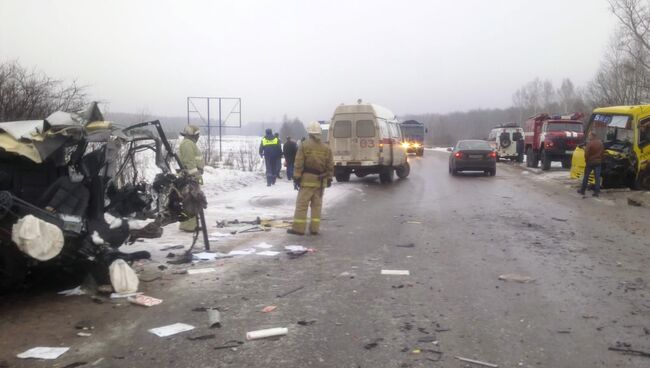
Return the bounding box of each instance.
[526,147,538,168]
[416,149,424,157]
[335,172,350,182]
[379,168,394,183]
[0,243,27,293]
[396,162,410,179]
[561,158,571,169]
[541,149,551,171]
[490,168,496,176]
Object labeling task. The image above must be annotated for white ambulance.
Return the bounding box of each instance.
[328,102,410,183]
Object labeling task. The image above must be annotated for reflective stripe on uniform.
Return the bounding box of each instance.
[311,218,320,223]
[293,219,307,223]
[262,137,279,146]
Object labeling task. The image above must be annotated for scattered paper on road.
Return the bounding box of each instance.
[17,347,69,360]
[187,268,217,275]
[192,252,228,261]
[381,269,410,276]
[261,305,277,313]
[257,251,281,256]
[210,231,232,238]
[285,245,307,252]
[149,323,195,337]
[255,242,274,249]
[129,294,163,307]
[57,286,85,296]
[228,248,257,256]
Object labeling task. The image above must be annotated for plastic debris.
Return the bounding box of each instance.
[109,259,139,294]
[261,305,278,313]
[17,347,69,360]
[455,356,499,367]
[58,286,86,296]
[246,327,288,340]
[498,273,533,283]
[148,323,195,337]
[187,268,217,275]
[381,270,410,276]
[128,294,163,307]
[208,308,222,328]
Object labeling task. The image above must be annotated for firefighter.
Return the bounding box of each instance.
[287,122,334,236]
[178,125,205,232]
[259,129,281,186]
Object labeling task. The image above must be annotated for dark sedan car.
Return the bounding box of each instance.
[448,140,497,176]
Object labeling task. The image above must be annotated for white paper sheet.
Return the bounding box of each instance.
[257,251,281,256]
[254,242,274,249]
[17,347,69,360]
[284,245,307,252]
[210,231,232,237]
[381,269,410,276]
[148,323,195,337]
[228,248,256,256]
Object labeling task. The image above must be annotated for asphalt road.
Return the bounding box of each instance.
[1,150,649,368]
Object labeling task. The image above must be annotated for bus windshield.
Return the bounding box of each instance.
[590,114,634,143]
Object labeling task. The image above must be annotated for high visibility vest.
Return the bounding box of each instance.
[262,137,279,146]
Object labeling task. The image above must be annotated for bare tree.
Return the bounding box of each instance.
[0,60,87,121]
[609,0,650,71]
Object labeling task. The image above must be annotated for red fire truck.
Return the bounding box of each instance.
[524,113,584,170]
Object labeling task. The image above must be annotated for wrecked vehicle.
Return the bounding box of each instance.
[570,105,650,189]
[0,103,207,291]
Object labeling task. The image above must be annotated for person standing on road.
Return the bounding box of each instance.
[578,131,604,197]
[287,122,334,236]
[178,125,205,232]
[283,136,298,181]
[259,129,282,186]
[274,132,283,179]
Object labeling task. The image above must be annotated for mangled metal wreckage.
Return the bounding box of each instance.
[0,103,207,291]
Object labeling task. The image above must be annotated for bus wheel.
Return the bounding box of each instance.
[335,172,350,182]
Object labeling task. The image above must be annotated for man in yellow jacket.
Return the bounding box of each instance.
[178,125,205,232]
[287,122,334,235]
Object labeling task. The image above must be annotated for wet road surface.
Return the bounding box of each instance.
[1,150,649,367]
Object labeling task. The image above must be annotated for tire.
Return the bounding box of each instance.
[541,149,551,171]
[335,172,350,182]
[416,149,424,157]
[490,168,496,176]
[0,243,27,293]
[379,168,394,183]
[561,158,571,169]
[526,147,538,168]
[396,162,410,179]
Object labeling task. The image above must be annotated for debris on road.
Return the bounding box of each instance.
[109,259,139,294]
[167,251,193,264]
[261,305,278,313]
[257,251,281,256]
[160,245,185,251]
[254,242,274,249]
[228,248,257,256]
[75,320,94,330]
[435,324,451,332]
[498,273,534,283]
[215,340,244,350]
[246,327,288,340]
[149,323,195,337]
[187,267,217,275]
[417,335,437,343]
[17,347,69,360]
[62,362,88,368]
[396,243,415,248]
[285,245,315,258]
[58,286,86,296]
[77,332,92,337]
[208,308,222,328]
[551,217,568,222]
[128,294,163,307]
[609,342,650,357]
[187,334,216,341]
[297,319,317,326]
[381,269,410,276]
[277,285,305,298]
[364,338,384,350]
[556,328,572,334]
[455,356,499,367]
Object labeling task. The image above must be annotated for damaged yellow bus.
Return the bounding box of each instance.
[570,105,650,189]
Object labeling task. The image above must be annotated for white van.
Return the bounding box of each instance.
[329,103,410,183]
[487,124,524,162]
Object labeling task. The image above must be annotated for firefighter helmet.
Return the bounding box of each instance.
[306,121,322,135]
[181,125,200,137]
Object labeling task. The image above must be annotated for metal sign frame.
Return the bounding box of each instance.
[186,97,242,162]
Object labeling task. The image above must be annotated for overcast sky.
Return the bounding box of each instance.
[1,0,617,124]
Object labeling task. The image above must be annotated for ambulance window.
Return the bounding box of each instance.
[356,120,375,138]
[388,123,399,138]
[640,117,650,147]
[333,121,352,138]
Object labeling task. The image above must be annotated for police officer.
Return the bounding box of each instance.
[178,125,205,232]
[259,129,282,186]
[287,122,334,236]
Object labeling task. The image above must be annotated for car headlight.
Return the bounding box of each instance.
[401,142,410,149]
